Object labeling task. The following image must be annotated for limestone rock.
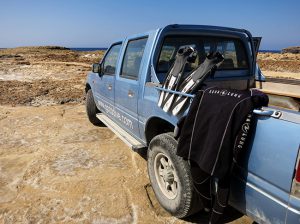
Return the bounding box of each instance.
[282,46,300,54]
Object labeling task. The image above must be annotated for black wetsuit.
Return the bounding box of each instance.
[176,86,268,223]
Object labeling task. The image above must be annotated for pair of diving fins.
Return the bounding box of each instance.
[158,46,224,115]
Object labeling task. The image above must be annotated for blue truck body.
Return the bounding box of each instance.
[86,25,300,223]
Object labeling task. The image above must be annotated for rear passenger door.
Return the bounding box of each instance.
[95,43,121,115]
[115,37,148,139]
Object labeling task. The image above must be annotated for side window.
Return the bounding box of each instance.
[121,37,148,80]
[102,44,121,75]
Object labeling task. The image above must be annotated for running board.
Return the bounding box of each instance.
[96,113,147,151]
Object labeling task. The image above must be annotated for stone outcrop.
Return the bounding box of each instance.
[282,46,300,54]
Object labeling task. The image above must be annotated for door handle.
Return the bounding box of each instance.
[128,90,134,98]
[253,109,282,118]
[107,84,112,91]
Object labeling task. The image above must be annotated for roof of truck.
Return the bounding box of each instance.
[112,24,251,44]
[160,24,251,36]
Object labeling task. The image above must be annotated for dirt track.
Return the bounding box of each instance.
[0,105,251,223]
[0,105,157,223]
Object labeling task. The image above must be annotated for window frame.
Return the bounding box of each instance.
[101,42,122,76]
[120,36,148,80]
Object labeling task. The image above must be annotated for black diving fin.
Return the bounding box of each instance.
[171,52,224,116]
[158,46,196,112]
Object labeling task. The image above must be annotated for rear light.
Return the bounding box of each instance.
[296,160,300,183]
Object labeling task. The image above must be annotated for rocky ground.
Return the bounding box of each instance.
[0,47,103,106]
[0,46,299,223]
[0,104,251,224]
[257,52,300,79]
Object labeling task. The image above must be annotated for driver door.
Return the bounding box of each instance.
[95,43,122,117]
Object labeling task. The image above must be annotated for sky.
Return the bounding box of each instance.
[0,0,299,50]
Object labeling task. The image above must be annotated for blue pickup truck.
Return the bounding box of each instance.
[85,25,300,223]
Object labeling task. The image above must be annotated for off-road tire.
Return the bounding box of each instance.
[147,133,201,218]
[86,89,101,125]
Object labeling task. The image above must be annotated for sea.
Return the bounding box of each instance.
[0,47,281,53]
[71,48,108,51]
[259,50,281,53]
[70,48,281,53]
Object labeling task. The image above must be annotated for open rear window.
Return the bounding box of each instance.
[156,35,249,73]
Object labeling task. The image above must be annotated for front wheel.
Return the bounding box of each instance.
[147,133,201,218]
[85,89,101,125]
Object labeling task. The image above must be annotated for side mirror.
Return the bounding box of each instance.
[92,63,101,73]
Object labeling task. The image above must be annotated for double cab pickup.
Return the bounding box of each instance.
[85,24,300,223]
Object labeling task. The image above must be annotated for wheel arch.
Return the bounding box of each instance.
[145,116,175,145]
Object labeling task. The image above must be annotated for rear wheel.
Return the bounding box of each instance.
[147,133,201,218]
[85,89,101,125]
